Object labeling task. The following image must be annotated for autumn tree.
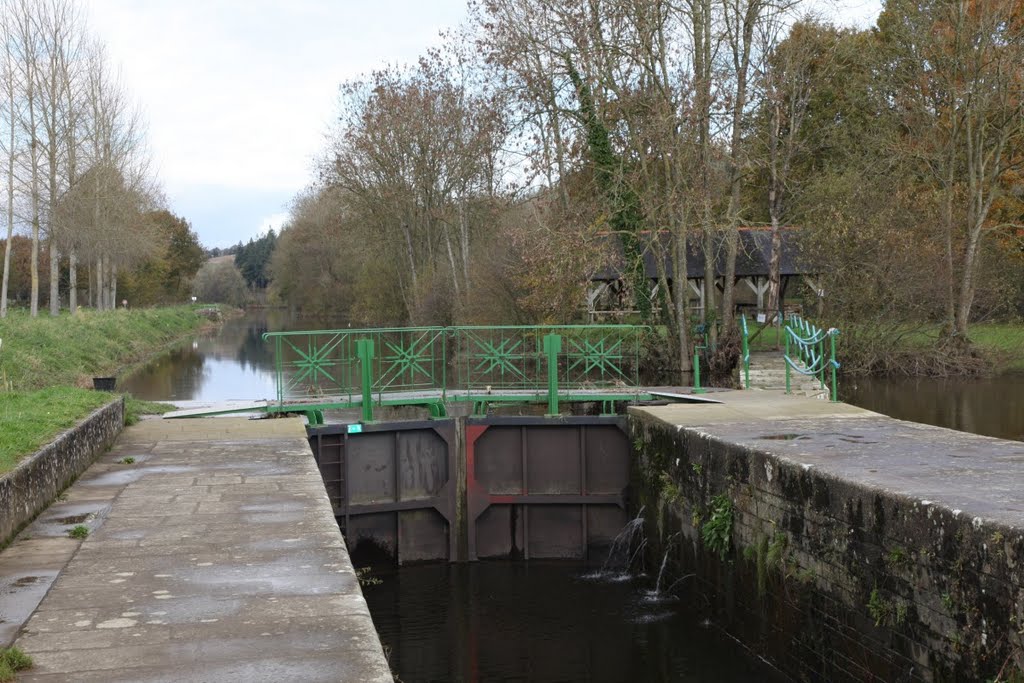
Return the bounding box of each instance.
[879,0,1024,339]
[325,52,505,323]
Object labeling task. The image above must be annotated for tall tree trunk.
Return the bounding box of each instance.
[942,166,956,333]
[95,256,103,310]
[0,216,11,319]
[69,250,77,312]
[30,210,39,316]
[49,241,59,314]
[443,226,461,298]
[673,229,692,374]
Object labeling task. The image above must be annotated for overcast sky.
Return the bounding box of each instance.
[84,0,882,250]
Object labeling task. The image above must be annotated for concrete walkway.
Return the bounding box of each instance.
[0,418,391,682]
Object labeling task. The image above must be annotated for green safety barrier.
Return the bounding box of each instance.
[740,314,751,389]
[784,314,840,402]
[262,325,648,422]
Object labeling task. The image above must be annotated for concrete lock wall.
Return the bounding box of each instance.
[0,398,124,547]
[629,412,1024,682]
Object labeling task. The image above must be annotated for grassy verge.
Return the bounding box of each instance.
[0,305,217,390]
[0,387,113,474]
[0,305,214,473]
[968,324,1024,373]
[125,396,176,425]
[0,390,175,475]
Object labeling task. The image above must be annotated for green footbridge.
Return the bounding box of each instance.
[169,324,721,423]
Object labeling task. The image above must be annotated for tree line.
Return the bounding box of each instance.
[271,0,1023,375]
[0,0,180,317]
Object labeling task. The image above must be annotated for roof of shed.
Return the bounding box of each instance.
[592,227,812,281]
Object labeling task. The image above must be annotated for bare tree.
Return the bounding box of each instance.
[0,6,20,317]
[753,19,840,316]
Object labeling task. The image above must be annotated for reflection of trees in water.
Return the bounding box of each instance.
[125,349,206,399]
[124,312,346,400]
[235,321,272,372]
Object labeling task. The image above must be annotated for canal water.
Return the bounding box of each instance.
[362,561,785,683]
[841,374,1024,442]
[121,314,1023,682]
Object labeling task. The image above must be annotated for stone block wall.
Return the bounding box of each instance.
[630,412,1024,682]
[0,398,124,546]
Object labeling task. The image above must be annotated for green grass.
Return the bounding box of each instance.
[0,387,112,474]
[0,646,33,681]
[968,323,1024,372]
[0,306,213,390]
[847,322,1024,372]
[742,319,1024,372]
[0,306,215,475]
[67,524,89,539]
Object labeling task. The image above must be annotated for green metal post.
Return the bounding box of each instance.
[356,338,375,422]
[830,331,839,402]
[543,333,562,416]
[784,326,791,394]
[274,335,283,406]
[693,346,704,394]
[819,337,825,390]
[741,315,750,389]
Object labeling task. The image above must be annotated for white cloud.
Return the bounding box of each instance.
[82,0,468,246]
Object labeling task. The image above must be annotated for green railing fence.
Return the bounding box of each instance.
[740,314,751,389]
[784,314,840,401]
[263,325,648,421]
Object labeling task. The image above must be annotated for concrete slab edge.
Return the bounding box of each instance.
[0,397,124,548]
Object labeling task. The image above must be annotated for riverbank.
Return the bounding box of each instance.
[0,306,222,472]
[0,305,225,390]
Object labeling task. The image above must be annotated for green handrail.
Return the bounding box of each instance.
[692,323,709,394]
[262,324,649,420]
[740,314,750,389]
[783,314,840,402]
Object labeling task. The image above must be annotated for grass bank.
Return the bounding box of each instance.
[0,305,217,390]
[0,388,174,475]
[0,387,109,474]
[0,389,175,475]
[0,305,213,472]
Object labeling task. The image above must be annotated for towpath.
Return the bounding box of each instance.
[0,417,391,682]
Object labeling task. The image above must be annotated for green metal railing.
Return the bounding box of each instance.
[784,314,840,402]
[263,325,648,421]
[692,324,709,394]
[740,314,751,389]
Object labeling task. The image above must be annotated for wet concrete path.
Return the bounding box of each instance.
[0,417,391,682]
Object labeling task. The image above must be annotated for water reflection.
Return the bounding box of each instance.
[842,374,1024,442]
[120,311,333,402]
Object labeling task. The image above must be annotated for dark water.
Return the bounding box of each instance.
[362,561,784,683]
[841,374,1024,442]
